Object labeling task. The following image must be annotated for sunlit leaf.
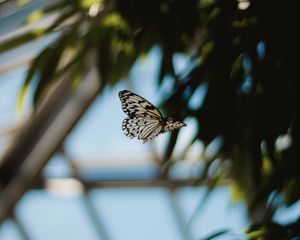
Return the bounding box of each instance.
[26,10,44,23]
[80,0,104,10]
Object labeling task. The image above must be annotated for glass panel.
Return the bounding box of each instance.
[43,154,72,179]
[16,190,101,240]
[0,220,23,240]
[90,188,183,240]
[176,187,249,239]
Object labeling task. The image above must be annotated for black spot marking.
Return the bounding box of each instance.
[145,105,155,110]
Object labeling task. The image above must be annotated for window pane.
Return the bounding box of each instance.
[16,190,101,240]
[90,188,184,240]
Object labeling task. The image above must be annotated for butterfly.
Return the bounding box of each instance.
[119,90,186,143]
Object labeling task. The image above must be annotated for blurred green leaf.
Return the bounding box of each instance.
[17,46,52,112]
[0,31,43,53]
[33,32,78,104]
[199,229,230,240]
[26,10,44,24]
[158,48,175,85]
[45,6,78,33]
[42,1,70,14]
[80,0,104,10]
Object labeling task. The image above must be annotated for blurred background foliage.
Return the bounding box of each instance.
[1,0,300,239]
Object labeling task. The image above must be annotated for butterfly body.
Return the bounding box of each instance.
[119,90,186,143]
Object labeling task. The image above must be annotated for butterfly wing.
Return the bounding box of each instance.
[119,90,162,119]
[122,116,162,143]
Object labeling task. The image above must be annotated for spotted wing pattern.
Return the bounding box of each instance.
[162,118,186,133]
[119,90,186,143]
[119,90,162,118]
[122,116,162,143]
